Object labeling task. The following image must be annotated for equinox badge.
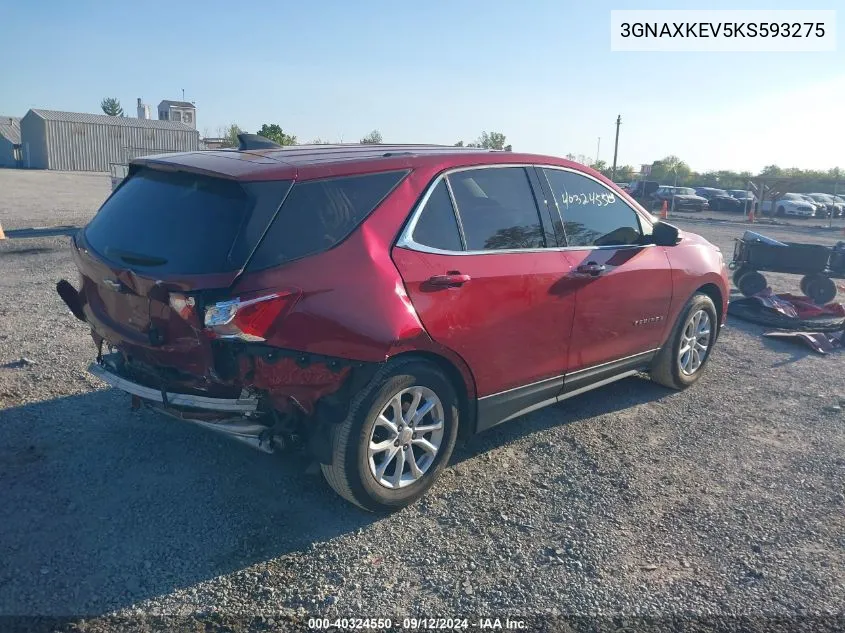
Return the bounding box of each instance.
[633,316,664,326]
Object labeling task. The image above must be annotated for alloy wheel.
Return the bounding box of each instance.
[367,386,445,489]
[678,309,712,376]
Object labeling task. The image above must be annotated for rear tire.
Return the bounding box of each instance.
[732,266,752,289]
[737,270,767,297]
[650,293,718,391]
[799,275,811,297]
[803,274,837,305]
[321,359,459,512]
[777,206,786,217]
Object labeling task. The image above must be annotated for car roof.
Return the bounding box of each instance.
[129,143,604,183]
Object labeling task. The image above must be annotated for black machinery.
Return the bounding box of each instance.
[730,231,845,305]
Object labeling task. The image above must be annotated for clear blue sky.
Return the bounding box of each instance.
[1,0,842,173]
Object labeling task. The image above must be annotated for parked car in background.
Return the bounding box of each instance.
[694,188,743,212]
[652,186,708,212]
[760,193,816,218]
[831,195,845,217]
[627,180,660,200]
[56,141,729,511]
[796,194,827,218]
[808,193,843,218]
[727,190,757,212]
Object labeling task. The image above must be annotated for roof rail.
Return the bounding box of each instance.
[237,133,282,150]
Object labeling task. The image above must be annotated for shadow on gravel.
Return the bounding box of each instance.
[4,226,80,239]
[453,374,671,463]
[0,375,674,616]
[0,245,58,256]
[0,389,376,616]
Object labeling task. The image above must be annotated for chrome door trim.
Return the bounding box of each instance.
[395,163,656,256]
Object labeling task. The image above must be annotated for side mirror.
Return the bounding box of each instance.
[651,221,682,246]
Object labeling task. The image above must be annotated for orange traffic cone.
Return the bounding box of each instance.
[660,200,669,220]
[747,206,755,223]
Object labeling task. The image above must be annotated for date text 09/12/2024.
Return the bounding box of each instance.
[307,617,528,630]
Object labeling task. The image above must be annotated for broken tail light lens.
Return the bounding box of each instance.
[168,293,196,321]
[203,291,301,342]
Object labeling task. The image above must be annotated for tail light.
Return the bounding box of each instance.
[168,293,196,321]
[203,291,301,342]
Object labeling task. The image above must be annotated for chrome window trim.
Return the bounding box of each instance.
[396,163,655,256]
[539,164,653,242]
[443,174,468,250]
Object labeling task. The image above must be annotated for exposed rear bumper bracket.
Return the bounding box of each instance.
[87,362,259,413]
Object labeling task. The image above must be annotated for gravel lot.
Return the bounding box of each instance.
[1,170,843,631]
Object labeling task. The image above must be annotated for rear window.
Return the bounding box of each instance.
[84,168,291,274]
[246,170,408,271]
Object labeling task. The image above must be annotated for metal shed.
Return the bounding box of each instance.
[0,116,21,168]
[19,109,200,171]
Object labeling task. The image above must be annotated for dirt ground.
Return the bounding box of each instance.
[0,169,843,631]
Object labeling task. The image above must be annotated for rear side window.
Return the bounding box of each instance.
[543,168,643,248]
[248,170,408,270]
[412,180,463,251]
[447,167,545,251]
[84,168,291,274]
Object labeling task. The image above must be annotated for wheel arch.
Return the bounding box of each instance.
[386,349,477,438]
[696,282,724,327]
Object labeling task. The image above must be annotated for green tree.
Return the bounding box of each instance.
[475,131,507,150]
[649,155,691,184]
[310,138,332,144]
[611,165,635,182]
[257,123,297,146]
[100,97,123,117]
[218,123,243,148]
[454,140,464,147]
[360,129,383,144]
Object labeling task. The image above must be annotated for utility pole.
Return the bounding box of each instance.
[595,137,601,165]
[611,114,621,180]
[182,88,185,101]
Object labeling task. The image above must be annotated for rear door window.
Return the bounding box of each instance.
[411,180,463,251]
[447,167,546,251]
[248,170,408,270]
[542,168,644,247]
[84,168,291,274]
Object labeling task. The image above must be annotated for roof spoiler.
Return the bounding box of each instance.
[237,133,282,150]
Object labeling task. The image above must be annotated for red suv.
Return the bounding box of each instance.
[57,138,729,511]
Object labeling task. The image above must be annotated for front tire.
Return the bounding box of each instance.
[321,359,459,512]
[650,293,718,390]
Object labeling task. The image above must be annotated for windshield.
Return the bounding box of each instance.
[84,168,292,274]
[676,188,696,195]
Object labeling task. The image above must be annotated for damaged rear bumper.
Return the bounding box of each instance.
[87,362,259,413]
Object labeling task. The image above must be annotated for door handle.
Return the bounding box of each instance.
[428,273,472,287]
[575,262,606,277]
